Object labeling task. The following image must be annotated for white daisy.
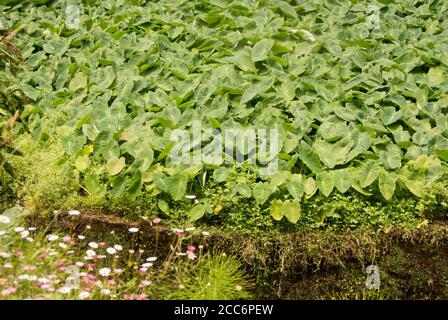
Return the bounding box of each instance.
[68,210,81,216]
[47,234,59,242]
[20,230,30,238]
[86,250,96,257]
[128,227,139,233]
[58,287,72,294]
[106,247,116,255]
[88,242,98,249]
[78,291,90,299]
[101,289,111,295]
[59,243,68,249]
[99,268,111,277]
[0,216,11,224]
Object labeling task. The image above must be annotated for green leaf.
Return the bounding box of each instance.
[157,200,170,215]
[168,172,188,201]
[189,204,206,221]
[152,172,170,193]
[298,142,322,172]
[251,39,274,62]
[233,184,252,198]
[69,72,88,91]
[75,156,90,172]
[106,157,126,176]
[127,171,142,200]
[61,134,86,155]
[283,200,301,224]
[358,161,380,188]
[313,137,354,169]
[378,171,396,201]
[213,167,229,182]
[241,77,275,104]
[379,144,402,170]
[286,174,304,200]
[400,176,424,197]
[346,131,372,162]
[270,199,284,221]
[427,67,445,87]
[274,0,297,18]
[231,50,255,72]
[304,177,317,196]
[334,168,352,193]
[253,182,275,204]
[316,171,334,197]
[380,107,402,125]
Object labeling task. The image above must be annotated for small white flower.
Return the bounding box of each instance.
[59,242,68,249]
[146,257,157,262]
[78,235,85,240]
[185,227,195,232]
[29,276,37,281]
[113,244,123,251]
[88,242,98,249]
[18,274,30,281]
[128,227,139,233]
[38,277,49,283]
[0,252,11,258]
[0,215,11,224]
[68,210,81,216]
[47,234,59,242]
[58,287,72,294]
[78,291,90,299]
[4,262,13,268]
[86,250,96,257]
[25,237,33,242]
[0,231,5,237]
[106,247,116,255]
[141,262,153,268]
[176,252,187,256]
[28,227,37,231]
[179,284,185,289]
[20,230,30,238]
[235,285,242,291]
[201,231,210,236]
[99,268,111,277]
[14,227,25,233]
[75,262,84,267]
[101,289,111,295]
[185,195,197,199]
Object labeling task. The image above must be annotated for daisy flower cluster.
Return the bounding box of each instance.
[0,210,212,300]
